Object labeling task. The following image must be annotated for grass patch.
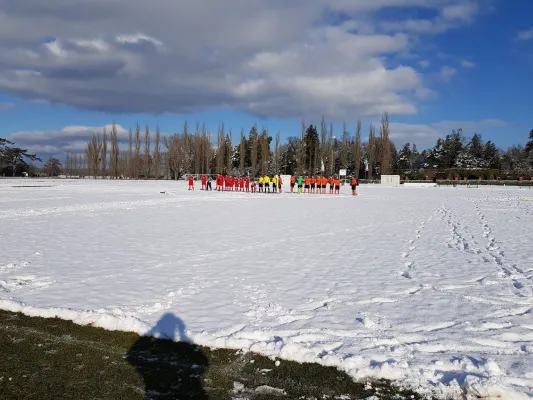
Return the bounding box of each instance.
[0,310,429,399]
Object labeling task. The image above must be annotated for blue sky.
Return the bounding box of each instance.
[1,0,532,160]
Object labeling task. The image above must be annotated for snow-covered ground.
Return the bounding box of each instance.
[1,179,533,399]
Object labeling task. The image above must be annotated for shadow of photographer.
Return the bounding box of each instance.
[127,313,209,399]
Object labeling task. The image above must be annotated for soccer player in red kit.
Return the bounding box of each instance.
[245,176,250,192]
[188,175,194,190]
[201,175,206,190]
[239,177,244,191]
[224,175,229,191]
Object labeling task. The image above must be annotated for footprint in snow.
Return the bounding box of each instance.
[401,271,412,279]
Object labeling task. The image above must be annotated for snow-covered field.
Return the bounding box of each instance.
[1,179,533,399]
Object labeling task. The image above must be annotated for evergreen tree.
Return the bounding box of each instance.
[468,134,484,160]
[304,124,320,174]
[483,140,501,169]
[525,129,533,153]
[0,138,41,176]
[247,125,259,177]
[397,143,412,170]
[429,129,464,168]
[411,143,422,169]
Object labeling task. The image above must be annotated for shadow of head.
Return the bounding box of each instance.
[126,313,208,399]
[145,312,191,342]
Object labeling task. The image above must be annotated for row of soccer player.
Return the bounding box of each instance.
[289,176,358,195]
[187,175,283,192]
[188,174,359,195]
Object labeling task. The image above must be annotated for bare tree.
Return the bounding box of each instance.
[239,129,246,176]
[76,153,85,176]
[380,111,392,175]
[86,133,103,178]
[202,123,210,174]
[274,131,280,174]
[353,119,362,178]
[260,129,269,176]
[118,150,128,179]
[216,124,225,174]
[340,122,350,169]
[164,135,181,180]
[320,116,328,174]
[44,158,62,177]
[226,130,233,175]
[143,126,151,178]
[128,128,133,179]
[194,122,201,174]
[110,123,120,179]
[182,121,195,174]
[328,123,334,175]
[64,153,72,176]
[101,128,107,177]
[134,124,141,179]
[250,125,258,177]
[153,126,161,179]
[368,125,376,180]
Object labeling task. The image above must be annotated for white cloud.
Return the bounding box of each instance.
[389,119,507,147]
[6,124,130,160]
[517,28,533,41]
[0,102,14,111]
[381,19,448,34]
[440,66,457,81]
[461,60,475,68]
[414,87,438,100]
[0,0,483,120]
[419,60,430,68]
[441,2,478,21]
[380,1,479,35]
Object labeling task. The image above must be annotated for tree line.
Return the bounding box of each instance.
[69,112,393,180]
[2,112,533,180]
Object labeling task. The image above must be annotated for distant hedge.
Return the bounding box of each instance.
[435,180,533,187]
[357,179,533,187]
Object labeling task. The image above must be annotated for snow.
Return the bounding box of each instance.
[1,179,533,399]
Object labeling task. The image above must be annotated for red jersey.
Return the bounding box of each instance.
[245,177,250,187]
[188,176,193,185]
[240,178,244,187]
[201,175,206,184]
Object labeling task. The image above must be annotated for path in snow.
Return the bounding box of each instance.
[1,179,533,399]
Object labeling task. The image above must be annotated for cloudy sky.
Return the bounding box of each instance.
[0,0,532,160]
